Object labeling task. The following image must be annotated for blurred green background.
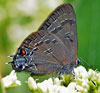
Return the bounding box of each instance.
[0,0,100,92]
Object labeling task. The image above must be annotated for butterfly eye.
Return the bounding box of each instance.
[76,58,80,65]
[18,49,26,56]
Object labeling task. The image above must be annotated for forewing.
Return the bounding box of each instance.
[38,3,78,64]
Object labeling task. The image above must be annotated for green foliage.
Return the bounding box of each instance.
[17,16,33,25]
[0,0,100,92]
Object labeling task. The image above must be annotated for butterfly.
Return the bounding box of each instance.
[9,3,80,76]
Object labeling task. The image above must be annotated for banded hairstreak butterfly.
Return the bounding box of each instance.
[9,3,80,76]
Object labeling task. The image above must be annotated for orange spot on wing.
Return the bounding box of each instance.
[19,49,26,56]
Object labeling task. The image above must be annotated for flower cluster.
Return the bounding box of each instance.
[73,66,100,93]
[1,66,100,93]
[1,70,21,88]
[28,66,100,93]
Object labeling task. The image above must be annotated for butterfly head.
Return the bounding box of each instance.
[9,56,27,71]
[9,48,29,71]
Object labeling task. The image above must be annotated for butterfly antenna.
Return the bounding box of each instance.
[79,57,89,67]
[79,57,95,69]
[77,57,85,66]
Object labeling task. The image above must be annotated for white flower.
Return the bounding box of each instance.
[88,69,100,88]
[57,86,70,93]
[1,70,21,88]
[27,77,78,93]
[53,77,62,85]
[37,78,53,92]
[74,66,89,92]
[74,66,88,79]
[27,66,100,93]
[28,77,37,90]
[58,84,78,93]
[88,69,97,80]
[66,82,78,93]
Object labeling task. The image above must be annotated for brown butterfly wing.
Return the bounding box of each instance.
[16,30,68,74]
[38,3,78,65]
